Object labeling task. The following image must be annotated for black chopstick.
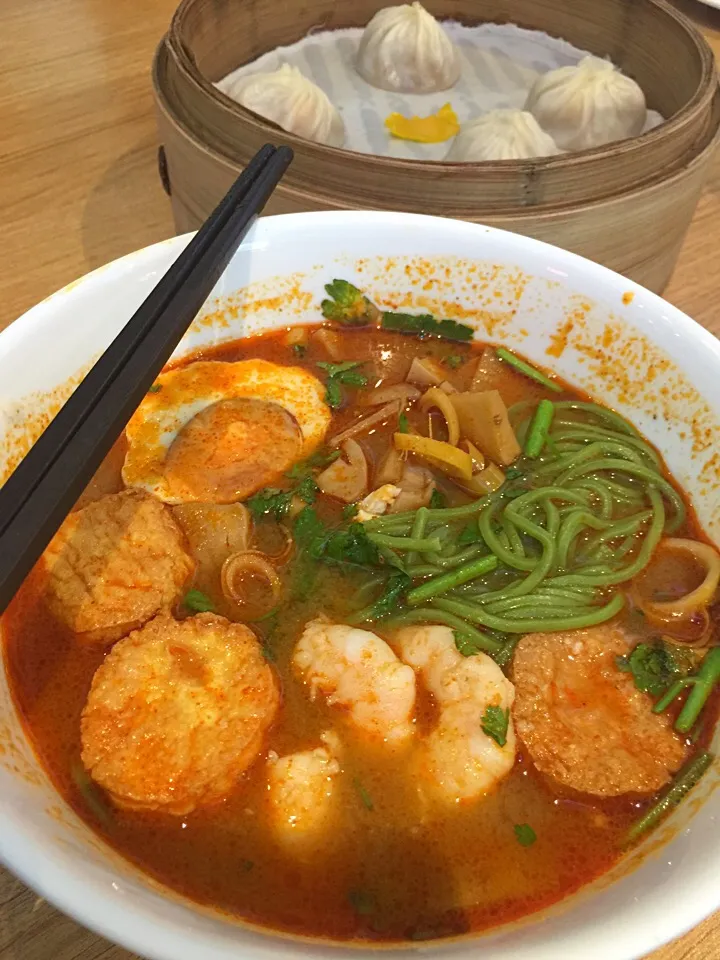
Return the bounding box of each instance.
[0,143,293,614]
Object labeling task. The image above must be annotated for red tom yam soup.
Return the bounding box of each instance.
[3,280,720,944]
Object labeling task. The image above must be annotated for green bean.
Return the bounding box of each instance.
[386,607,502,653]
[495,346,563,393]
[374,544,406,571]
[524,399,555,458]
[368,533,442,553]
[407,555,499,605]
[435,591,625,633]
[405,506,428,567]
[626,752,714,844]
[653,647,720,733]
[404,564,443,577]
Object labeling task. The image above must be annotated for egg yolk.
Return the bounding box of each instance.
[164,398,303,503]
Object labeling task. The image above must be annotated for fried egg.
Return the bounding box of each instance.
[122,360,331,504]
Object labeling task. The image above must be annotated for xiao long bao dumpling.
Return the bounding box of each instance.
[357,1,461,94]
[445,110,561,162]
[219,63,345,147]
[525,56,647,151]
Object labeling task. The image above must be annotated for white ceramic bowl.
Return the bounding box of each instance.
[1,212,720,960]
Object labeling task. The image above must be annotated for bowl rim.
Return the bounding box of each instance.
[2,210,720,960]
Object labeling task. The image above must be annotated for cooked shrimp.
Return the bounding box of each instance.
[512,624,687,796]
[81,613,279,814]
[266,731,341,849]
[394,625,516,803]
[293,618,416,744]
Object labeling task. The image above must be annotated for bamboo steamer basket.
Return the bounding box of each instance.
[153,0,720,292]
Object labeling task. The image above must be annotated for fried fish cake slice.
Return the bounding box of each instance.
[41,490,194,643]
[512,624,687,797]
[81,613,280,814]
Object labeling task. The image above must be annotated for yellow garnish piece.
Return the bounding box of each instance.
[394,432,472,481]
[385,103,459,144]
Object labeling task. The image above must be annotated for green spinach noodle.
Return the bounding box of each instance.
[365,400,686,657]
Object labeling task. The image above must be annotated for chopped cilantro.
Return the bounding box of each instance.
[291,343,307,358]
[514,823,537,847]
[321,279,381,326]
[353,777,374,811]
[296,474,318,505]
[343,502,359,520]
[381,311,474,343]
[491,635,519,669]
[481,705,509,747]
[285,449,340,479]
[183,589,215,613]
[317,360,368,410]
[357,571,410,622]
[246,487,293,521]
[454,631,483,657]
[615,641,687,697]
[397,411,409,433]
[458,522,483,546]
[445,354,463,369]
[319,523,382,567]
[293,506,326,547]
[504,465,525,480]
[429,488,447,509]
[147,383,162,393]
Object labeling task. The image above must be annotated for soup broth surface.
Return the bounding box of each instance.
[4,324,718,943]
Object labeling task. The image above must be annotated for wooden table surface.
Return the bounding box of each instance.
[2,0,720,956]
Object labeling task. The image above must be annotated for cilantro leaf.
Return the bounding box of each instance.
[293,506,326,548]
[429,488,447,509]
[320,522,382,567]
[514,823,537,847]
[317,360,368,386]
[358,571,410,622]
[616,641,686,697]
[504,465,525,481]
[321,279,380,326]
[381,311,474,342]
[317,360,368,408]
[324,378,343,410]
[343,502,359,520]
[183,589,216,613]
[285,449,340,479]
[481,705,509,746]
[458,522,483,545]
[246,487,293,521]
[291,343,306,358]
[296,475,318,505]
[445,354,463,369]
[397,411,409,433]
